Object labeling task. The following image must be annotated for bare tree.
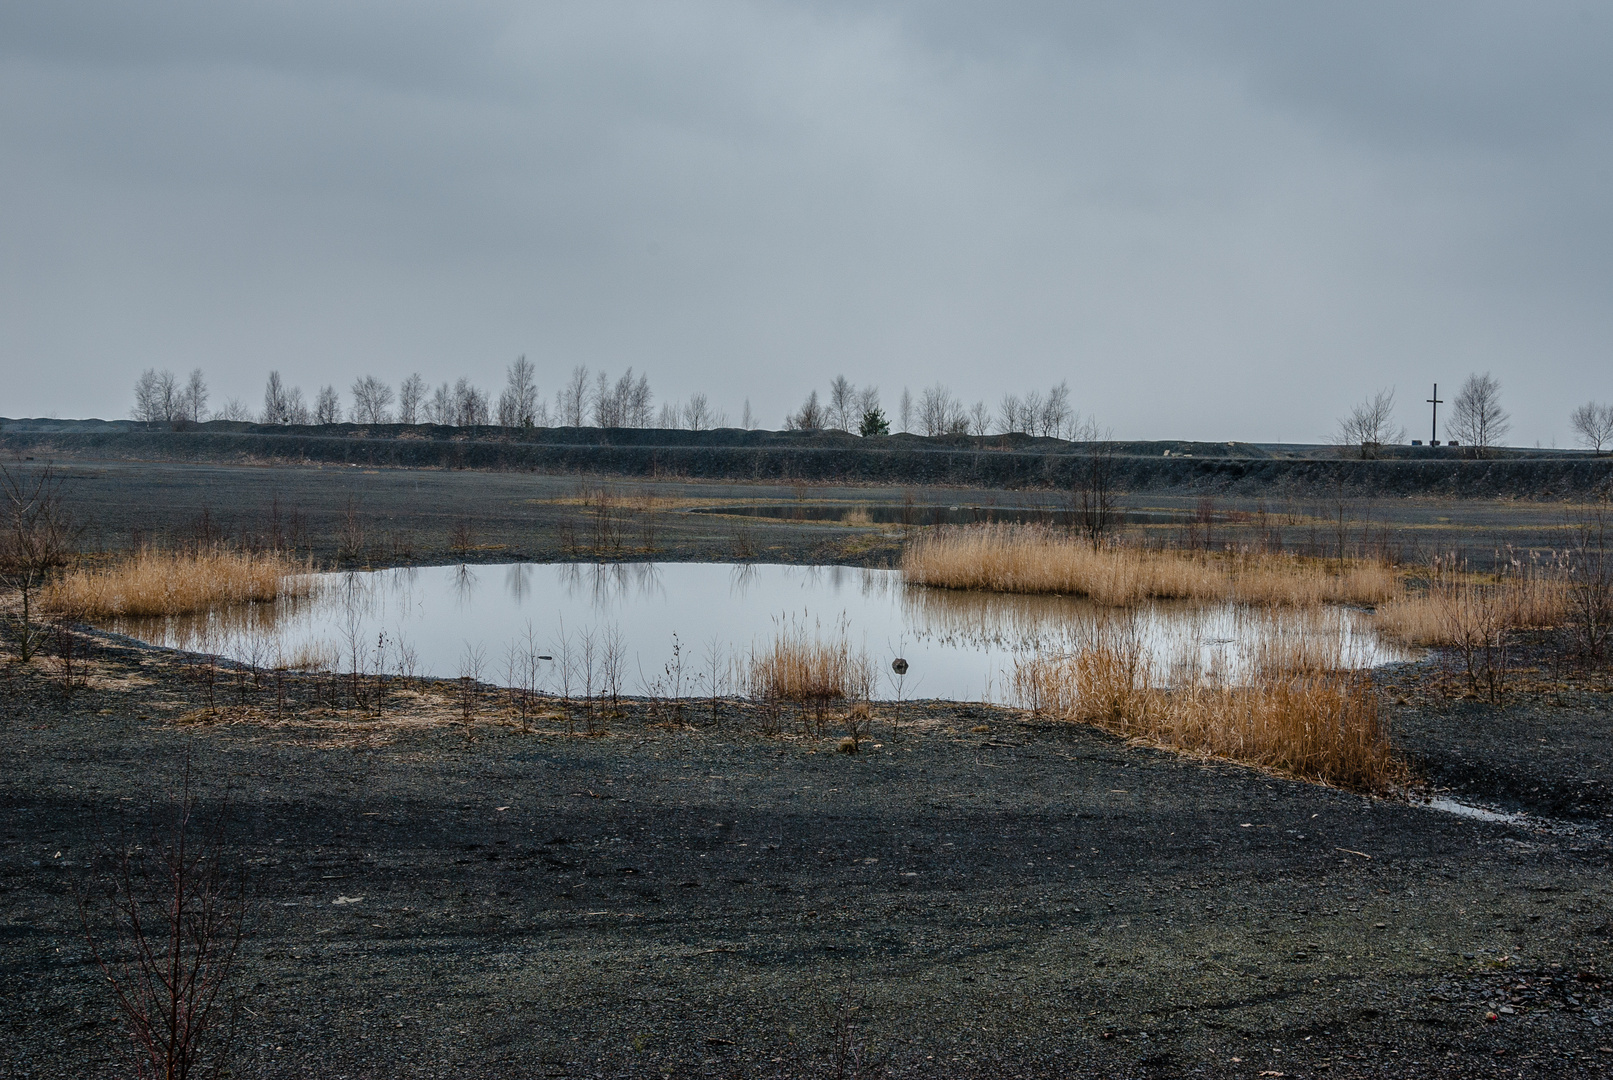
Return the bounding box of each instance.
[918,384,967,436]
[997,393,1023,434]
[558,366,590,427]
[1450,372,1510,456]
[742,399,755,429]
[452,379,489,426]
[1336,388,1405,459]
[787,390,826,430]
[1071,416,1120,544]
[397,373,426,424]
[134,369,180,422]
[349,376,394,424]
[657,401,682,429]
[215,399,250,422]
[828,375,856,431]
[260,372,290,425]
[423,382,451,425]
[0,462,78,662]
[1020,389,1044,435]
[283,387,310,425]
[314,386,342,425]
[497,357,539,427]
[1040,381,1072,437]
[77,765,247,1080]
[628,372,653,427]
[898,387,912,433]
[969,401,990,436]
[180,370,209,424]
[1570,402,1613,456]
[683,393,715,430]
[855,385,880,419]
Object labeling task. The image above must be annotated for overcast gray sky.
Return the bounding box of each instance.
[2,2,1609,442]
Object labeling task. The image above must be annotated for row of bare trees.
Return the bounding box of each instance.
[132,361,740,432]
[783,377,1080,438]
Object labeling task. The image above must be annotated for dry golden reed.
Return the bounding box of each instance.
[903,525,1396,607]
[1373,558,1567,646]
[1013,630,1404,792]
[44,547,314,618]
[746,621,874,705]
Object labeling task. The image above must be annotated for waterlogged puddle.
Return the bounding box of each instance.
[106,562,1415,703]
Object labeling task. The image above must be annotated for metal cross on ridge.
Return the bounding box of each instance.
[1426,383,1443,444]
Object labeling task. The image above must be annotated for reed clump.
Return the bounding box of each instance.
[1373,555,1567,647]
[1014,629,1405,792]
[44,547,314,618]
[746,621,873,720]
[903,525,1395,607]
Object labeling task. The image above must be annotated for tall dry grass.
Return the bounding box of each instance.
[903,525,1396,607]
[1014,634,1404,792]
[746,621,874,707]
[44,547,314,618]
[1373,555,1567,647]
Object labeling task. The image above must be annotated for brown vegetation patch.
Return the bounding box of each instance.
[903,524,1396,606]
[44,548,313,619]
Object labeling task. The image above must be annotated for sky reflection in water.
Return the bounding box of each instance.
[108,562,1416,703]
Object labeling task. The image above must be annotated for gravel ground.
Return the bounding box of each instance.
[4,636,1612,1079]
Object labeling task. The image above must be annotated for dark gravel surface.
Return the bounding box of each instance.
[4,640,1613,1079]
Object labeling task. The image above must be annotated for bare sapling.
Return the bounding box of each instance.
[664,633,687,724]
[703,635,725,726]
[0,461,79,662]
[579,627,598,733]
[52,617,83,697]
[457,642,485,740]
[77,761,248,1080]
[370,629,390,716]
[552,624,575,734]
[601,623,625,717]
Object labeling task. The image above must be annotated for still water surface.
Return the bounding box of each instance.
[107,562,1414,703]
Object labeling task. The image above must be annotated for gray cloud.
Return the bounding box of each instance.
[2,1,1609,443]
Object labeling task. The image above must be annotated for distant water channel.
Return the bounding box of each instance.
[105,562,1415,703]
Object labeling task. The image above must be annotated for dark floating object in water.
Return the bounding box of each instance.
[891,658,909,675]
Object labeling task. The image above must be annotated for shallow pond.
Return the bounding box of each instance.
[105,562,1415,703]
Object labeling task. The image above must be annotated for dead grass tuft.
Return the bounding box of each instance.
[746,621,873,710]
[903,525,1396,607]
[1014,624,1405,792]
[44,547,314,619]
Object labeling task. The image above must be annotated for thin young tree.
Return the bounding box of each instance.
[314,386,342,425]
[898,388,912,433]
[180,370,209,423]
[684,393,715,431]
[77,763,248,1080]
[397,373,426,424]
[558,366,590,427]
[261,372,290,425]
[283,387,310,425]
[0,462,78,662]
[1570,402,1613,456]
[349,376,394,424]
[1450,372,1510,456]
[134,369,180,422]
[496,356,539,428]
[453,379,489,426]
[1336,388,1405,459]
[828,375,855,431]
[787,390,826,430]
